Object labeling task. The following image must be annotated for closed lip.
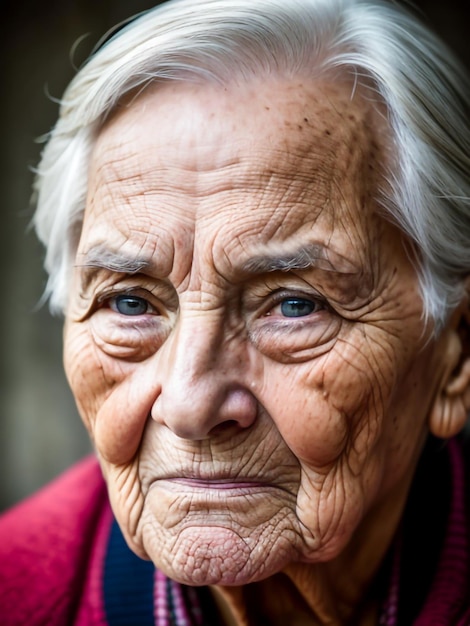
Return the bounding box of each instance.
[163,478,268,489]
[150,477,286,494]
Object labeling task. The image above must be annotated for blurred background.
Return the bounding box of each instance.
[0,0,469,510]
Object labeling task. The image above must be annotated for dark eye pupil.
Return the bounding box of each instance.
[280,298,315,318]
[115,295,148,316]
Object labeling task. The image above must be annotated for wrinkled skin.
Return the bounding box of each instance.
[64,79,456,621]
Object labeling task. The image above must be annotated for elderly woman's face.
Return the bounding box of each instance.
[64,79,450,585]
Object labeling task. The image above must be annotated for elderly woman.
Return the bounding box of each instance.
[1,0,470,623]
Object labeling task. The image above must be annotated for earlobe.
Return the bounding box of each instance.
[429,330,470,440]
[429,390,468,440]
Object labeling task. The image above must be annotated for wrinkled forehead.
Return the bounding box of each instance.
[91,76,388,189]
[84,78,391,269]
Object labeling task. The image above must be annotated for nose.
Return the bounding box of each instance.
[150,314,258,440]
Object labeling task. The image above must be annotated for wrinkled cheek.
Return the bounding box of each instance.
[64,325,148,465]
[266,383,350,469]
[64,326,106,435]
[295,469,371,562]
[260,362,386,560]
[259,364,351,469]
[104,463,148,558]
[283,402,348,467]
[92,375,152,465]
[274,361,383,471]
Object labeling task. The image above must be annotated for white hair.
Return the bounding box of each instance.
[33,0,470,332]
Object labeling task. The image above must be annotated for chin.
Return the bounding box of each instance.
[142,524,296,586]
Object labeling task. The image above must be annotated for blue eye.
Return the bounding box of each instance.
[280,298,316,318]
[112,295,150,316]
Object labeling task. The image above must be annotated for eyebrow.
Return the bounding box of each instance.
[240,243,360,275]
[77,245,152,274]
[75,245,156,292]
[76,241,360,288]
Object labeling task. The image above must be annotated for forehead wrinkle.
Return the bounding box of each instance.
[93,99,341,202]
[94,148,325,203]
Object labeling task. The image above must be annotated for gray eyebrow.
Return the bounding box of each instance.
[76,245,152,275]
[241,243,359,275]
[76,242,359,286]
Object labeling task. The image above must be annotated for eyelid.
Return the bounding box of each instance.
[97,286,138,304]
[269,288,326,305]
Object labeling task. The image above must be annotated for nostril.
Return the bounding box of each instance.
[208,419,245,437]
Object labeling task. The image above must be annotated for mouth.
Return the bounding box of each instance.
[145,475,298,526]
[150,476,288,497]
[165,478,268,490]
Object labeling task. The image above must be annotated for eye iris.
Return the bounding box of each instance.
[280,298,315,318]
[115,295,148,316]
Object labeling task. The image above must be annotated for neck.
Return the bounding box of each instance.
[211,470,415,626]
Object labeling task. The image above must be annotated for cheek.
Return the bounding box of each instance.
[375,351,439,488]
[264,345,386,470]
[64,322,151,464]
[274,391,347,467]
[64,324,108,433]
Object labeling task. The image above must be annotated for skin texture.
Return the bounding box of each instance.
[64,78,461,623]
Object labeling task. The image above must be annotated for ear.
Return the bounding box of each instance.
[429,297,470,440]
